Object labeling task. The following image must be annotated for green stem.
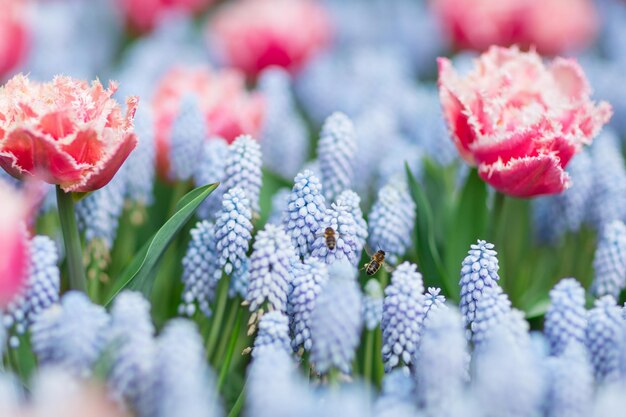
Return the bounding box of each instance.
[214,299,240,363]
[217,307,243,390]
[206,277,229,360]
[364,330,374,383]
[227,383,246,417]
[374,328,383,387]
[56,186,87,293]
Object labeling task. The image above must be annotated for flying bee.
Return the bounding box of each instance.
[321,227,337,250]
[363,246,393,276]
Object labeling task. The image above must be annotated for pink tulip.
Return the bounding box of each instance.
[152,66,264,178]
[208,0,332,78]
[431,0,598,55]
[0,184,28,307]
[117,0,213,33]
[0,75,138,193]
[0,0,30,79]
[438,46,612,197]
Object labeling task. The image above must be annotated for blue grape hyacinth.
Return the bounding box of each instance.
[246,224,297,313]
[335,190,368,255]
[267,187,290,225]
[168,94,206,181]
[215,187,253,276]
[180,221,222,318]
[317,112,357,201]
[283,170,327,258]
[368,180,415,265]
[310,202,361,266]
[258,67,309,180]
[288,257,329,352]
[229,256,250,299]
[223,135,263,215]
[194,138,229,221]
[3,235,60,345]
[31,292,109,377]
[252,311,291,357]
[381,262,424,372]
[471,286,528,348]
[586,295,624,383]
[592,220,626,298]
[545,343,593,417]
[310,260,363,375]
[363,279,383,330]
[423,287,446,323]
[544,278,587,356]
[460,240,501,328]
[125,104,156,207]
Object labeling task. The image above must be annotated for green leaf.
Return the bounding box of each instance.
[405,164,450,296]
[443,168,489,297]
[524,297,550,319]
[105,183,219,305]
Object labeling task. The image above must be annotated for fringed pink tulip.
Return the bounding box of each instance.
[152,66,264,178]
[438,46,612,197]
[0,0,30,79]
[0,75,138,193]
[0,184,28,307]
[431,0,598,55]
[117,0,213,33]
[208,0,332,78]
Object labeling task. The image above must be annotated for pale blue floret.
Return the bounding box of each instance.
[214,187,253,276]
[471,286,529,348]
[125,104,156,206]
[288,257,329,352]
[544,278,587,356]
[283,170,327,258]
[180,221,222,318]
[31,291,109,377]
[310,260,363,374]
[592,220,626,298]
[381,262,424,372]
[368,180,416,265]
[317,112,357,201]
[229,256,250,299]
[246,224,297,313]
[376,368,418,416]
[335,190,368,255]
[223,135,263,215]
[362,279,383,330]
[586,295,624,383]
[258,67,309,180]
[169,94,206,181]
[194,138,229,221]
[253,311,291,358]
[310,202,361,266]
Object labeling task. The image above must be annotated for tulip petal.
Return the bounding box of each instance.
[61,129,105,166]
[39,111,76,140]
[478,154,570,197]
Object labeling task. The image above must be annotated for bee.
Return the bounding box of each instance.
[364,249,386,276]
[323,227,337,250]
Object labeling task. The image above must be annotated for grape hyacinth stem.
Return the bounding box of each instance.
[214,299,240,363]
[206,276,228,360]
[56,186,87,293]
[218,307,243,390]
[364,329,374,383]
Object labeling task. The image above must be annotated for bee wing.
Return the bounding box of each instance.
[364,244,375,258]
[383,261,395,273]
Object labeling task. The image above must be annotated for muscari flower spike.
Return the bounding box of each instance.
[376,368,418,415]
[545,342,593,417]
[169,94,206,181]
[544,278,587,356]
[368,179,415,265]
[317,112,357,201]
[267,187,290,225]
[258,67,309,180]
[288,257,329,352]
[335,190,368,255]
[107,291,156,409]
[590,129,626,229]
[141,319,221,417]
[246,224,297,313]
[362,279,383,331]
[180,221,222,318]
[415,306,469,413]
[586,295,624,383]
[223,135,263,215]
[310,202,361,266]
[381,262,424,372]
[194,138,229,221]
[3,235,60,347]
[125,103,156,207]
[423,287,446,324]
[310,259,363,375]
[252,311,291,358]
[229,256,249,299]
[215,187,253,276]
[31,291,109,377]
[376,141,423,190]
[460,240,501,329]
[283,170,327,258]
[592,220,626,298]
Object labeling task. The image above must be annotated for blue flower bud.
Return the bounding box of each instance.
[215,187,253,276]
[223,135,263,215]
[317,112,357,201]
[544,278,587,356]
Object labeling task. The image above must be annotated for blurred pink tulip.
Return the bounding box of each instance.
[208,0,332,77]
[0,0,30,79]
[438,46,611,197]
[117,0,213,33]
[0,184,28,307]
[152,66,264,178]
[0,75,138,193]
